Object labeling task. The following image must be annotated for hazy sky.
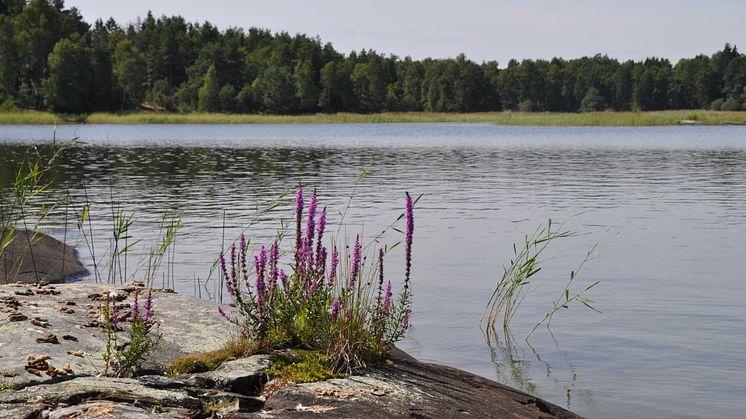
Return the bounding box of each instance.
[66,0,745,66]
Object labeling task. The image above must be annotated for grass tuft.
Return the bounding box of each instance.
[167,339,258,375]
[267,349,341,383]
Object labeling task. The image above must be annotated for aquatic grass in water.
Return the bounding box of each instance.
[481,219,602,342]
[0,141,73,282]
[218,188,415,374]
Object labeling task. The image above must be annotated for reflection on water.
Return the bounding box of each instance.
[2,124,746,418]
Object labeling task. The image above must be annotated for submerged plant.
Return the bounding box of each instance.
[218,188,415,374]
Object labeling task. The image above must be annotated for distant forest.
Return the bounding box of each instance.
[1,0,746,115]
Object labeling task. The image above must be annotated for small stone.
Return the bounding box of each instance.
[36,334,60,344]
[66,350,84,358]
[8,312,27,321]
[62,335,78,342]
[30,317,49,328]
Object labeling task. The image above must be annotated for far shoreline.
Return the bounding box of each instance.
[1,110,745,126]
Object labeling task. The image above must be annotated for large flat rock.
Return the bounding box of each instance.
[0,282,229,390]
[1,230,87,284]
[261,358,581,418]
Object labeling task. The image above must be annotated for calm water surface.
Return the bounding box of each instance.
[1,123,745,418]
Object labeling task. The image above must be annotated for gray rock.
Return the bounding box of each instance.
[185,355,271,395]
[0,376,200,409]
[137,375,187,389]
[0,403,38,419]
[0,230,87,284]
[44,400,193,418]
[261,358,581,418]
[0,282,230,390]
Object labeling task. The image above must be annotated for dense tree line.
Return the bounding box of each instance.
[1,0,746,114]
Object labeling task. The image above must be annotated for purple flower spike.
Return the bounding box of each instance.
[279,269,288,293]
[254,245,267,284]
[144,290,154,321]
[349,235,362,287]
[269,242,279,293]
[230,243,237,289]
[240,234,248,284]
[328,246,339,284]
[378,248,385,287]
[111,301,119,326]
[305,191,318,246]
[317,246,327,276]
[404,192,414,287]
[315,208,327,267]
[131,293,140,320]
[295,188,304,257]
[331,298,341,316]
[219,250,236,297]
[401,312,410,332]
[218,306,230,321]
[382,280,392,315]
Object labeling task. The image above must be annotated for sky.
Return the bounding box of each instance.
[65,0,745,66]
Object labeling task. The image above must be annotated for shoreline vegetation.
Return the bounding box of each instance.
[1,110,746,126]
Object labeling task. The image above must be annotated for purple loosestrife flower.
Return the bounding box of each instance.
[144,290,154,321]
[317,246,327,277]
[218,306,230,321]
[130,293,140,320]
[328,245,339,284]
[315,208,327,270]
[254,246,267,284]
[230,243,238,294]
[111,301,119,326]
[401,312,410,332]
[255,246,267,311]
[305,191,318,246]
[219,251,233,296]
[240,234,249,285]
[294,188,304,259]
[331,298,341,316]
[269,242,279,294]
[279,269,288,293]
[404,192,414,288]
[382,281,392,315]
[378,248,385,287]
[256,277,265,315]
[349,235,362,288]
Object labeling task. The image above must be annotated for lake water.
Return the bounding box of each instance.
[1,123,745,418]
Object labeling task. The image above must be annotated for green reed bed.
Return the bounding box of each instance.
[4,110,745,125]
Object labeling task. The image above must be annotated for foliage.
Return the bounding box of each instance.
[113,39,146,109]
[44,36,94,113]
[198,64,220,112]
[102,290,160,377]
[481,220,602,342]
[219,188,415,374]
[1,2,745,115]
[267,349,341,383]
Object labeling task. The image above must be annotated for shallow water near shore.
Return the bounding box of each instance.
[2,123,745,418]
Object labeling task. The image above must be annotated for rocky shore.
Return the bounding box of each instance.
[0,233,581,418]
